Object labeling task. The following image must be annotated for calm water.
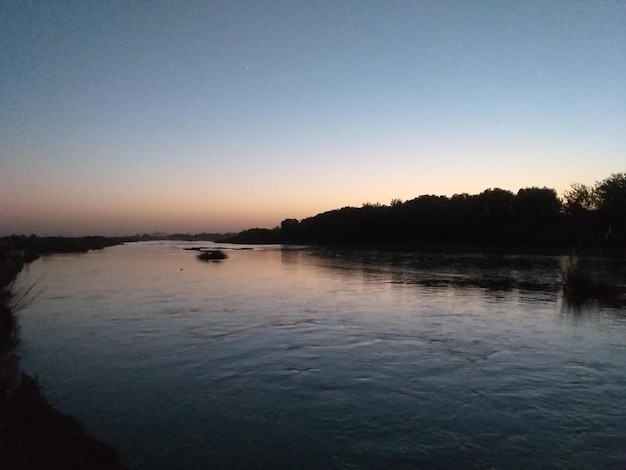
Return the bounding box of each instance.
[14,242,626,469]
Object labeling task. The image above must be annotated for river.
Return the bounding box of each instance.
[14,241,626,468]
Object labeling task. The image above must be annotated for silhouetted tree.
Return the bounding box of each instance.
[563,183,597,216]
[478,188,515,227]
[514,187,561,228]
[595,173,626,243]
[280,219,301,243]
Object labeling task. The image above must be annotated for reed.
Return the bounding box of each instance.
[559,255,618,299]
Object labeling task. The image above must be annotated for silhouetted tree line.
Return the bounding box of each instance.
[125,232,226,242]
[225,172,626,251]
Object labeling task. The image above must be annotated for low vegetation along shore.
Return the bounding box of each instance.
[559,255,625,306]
[0,237,125,469]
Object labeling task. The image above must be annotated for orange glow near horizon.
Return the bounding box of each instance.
[1,2,623,236]
[1,164,610,237]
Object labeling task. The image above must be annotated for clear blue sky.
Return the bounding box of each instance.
[1,0,624,236]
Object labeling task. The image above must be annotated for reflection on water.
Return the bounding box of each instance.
[14,242,626,469]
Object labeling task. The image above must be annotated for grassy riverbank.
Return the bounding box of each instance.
[0,238,125,469]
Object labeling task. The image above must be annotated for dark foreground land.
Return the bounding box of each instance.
[0,237,125,469]
[0,374,124,469]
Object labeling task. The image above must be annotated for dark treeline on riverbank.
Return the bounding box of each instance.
[123,232,227,242]
[3,173,624,255]
[225,172,626,253]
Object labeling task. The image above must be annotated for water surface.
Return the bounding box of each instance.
[15,242,626,468]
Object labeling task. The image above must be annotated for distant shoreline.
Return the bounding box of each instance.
[3,234,624,258]
[219,236,626,258]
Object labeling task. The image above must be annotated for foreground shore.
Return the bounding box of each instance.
[0,374,124,469]
[0,237,125,469]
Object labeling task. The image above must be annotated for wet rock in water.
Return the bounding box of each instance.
[197,250,228,261]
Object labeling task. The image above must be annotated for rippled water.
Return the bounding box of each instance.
[14,242,626,468]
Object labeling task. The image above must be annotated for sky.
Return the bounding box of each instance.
[1,0,625,236]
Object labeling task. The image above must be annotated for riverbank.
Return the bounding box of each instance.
[0,238,125,469]
[0,373,124,469]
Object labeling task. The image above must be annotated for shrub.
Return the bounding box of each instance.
[559,255,618,299]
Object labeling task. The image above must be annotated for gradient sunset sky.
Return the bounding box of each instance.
[2,1,624,236]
